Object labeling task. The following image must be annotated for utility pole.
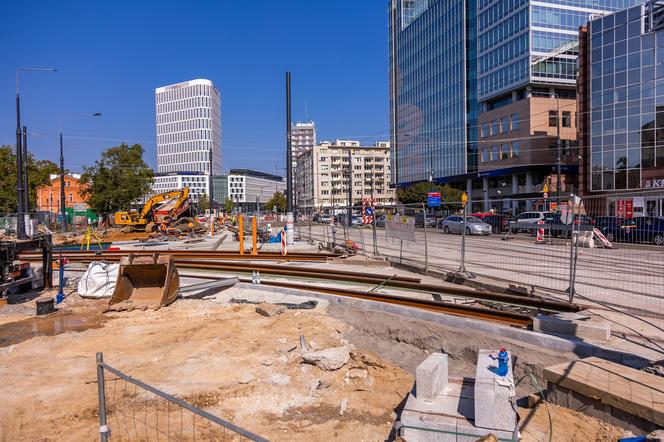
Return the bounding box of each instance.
[347,147,353,226]
[285,72,294,245]
[552,92,562,201]
[59,132,67,232]
[22,126,29,220]
[15,81,25,239]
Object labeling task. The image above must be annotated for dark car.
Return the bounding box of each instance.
[543,213,594,238]
[593,216,624,230]
[482,214,512,233]
[602,216,664,246]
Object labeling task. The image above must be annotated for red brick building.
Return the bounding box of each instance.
[36,174,89,213]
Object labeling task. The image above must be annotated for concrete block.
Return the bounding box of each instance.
[533,313,611,342]
[474,349,517,432]
[401,410,457,442]
[416,353,448,401]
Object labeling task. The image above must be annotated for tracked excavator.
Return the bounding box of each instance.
[114,188,193,233]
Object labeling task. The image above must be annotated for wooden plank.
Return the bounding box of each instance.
[544,357,664,426]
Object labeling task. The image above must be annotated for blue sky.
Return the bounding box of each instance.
[0,0,389,175]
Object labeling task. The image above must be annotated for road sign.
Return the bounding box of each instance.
[543,183,549,194]
[427,192,441,207]
[543,192,548,199]
[461,192,468,207]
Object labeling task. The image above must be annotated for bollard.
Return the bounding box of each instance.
[251,216,258,255]
[459,203,467,273]
[238,214,244,255]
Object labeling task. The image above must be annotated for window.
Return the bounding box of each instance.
[511,141,520,158]
[481,148,488,162]
[501,117,509,133]
[500,144,509,160]
[562,111,572,128]
[511,114,519,130]
[481,123,490,138]
[549,111,558,127]
[69,193,73,202]
[491,120,499,135]
[491,145,499,161]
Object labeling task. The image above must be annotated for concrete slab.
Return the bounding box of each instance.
[474,349,517,433]
[533,312,611,342]
[416,353,448,401]
[544,357,664,429]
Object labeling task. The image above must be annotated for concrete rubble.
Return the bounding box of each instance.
[301,346,351,371]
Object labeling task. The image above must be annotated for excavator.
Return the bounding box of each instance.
[114,187,192,233]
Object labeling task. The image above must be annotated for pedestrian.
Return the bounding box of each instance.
[188,221,196,239]
[160,222,168,240]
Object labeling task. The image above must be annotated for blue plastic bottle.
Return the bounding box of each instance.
[497,347,509,376]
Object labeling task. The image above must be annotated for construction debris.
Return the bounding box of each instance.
[302,346,350,371]
[255,303,286,317]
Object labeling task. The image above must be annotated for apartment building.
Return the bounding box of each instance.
[295,140,397,212]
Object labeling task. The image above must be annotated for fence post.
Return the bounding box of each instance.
[459,203,467,273]
[96,352,109,442]
[308,216,312,240]
[567,197,576,302]
[372,209,379,256]
[421,203,429,275]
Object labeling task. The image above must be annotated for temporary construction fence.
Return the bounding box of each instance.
[95,353,268,441]
[300,191,664,316]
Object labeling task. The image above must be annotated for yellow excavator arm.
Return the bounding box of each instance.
[114,188,190,229]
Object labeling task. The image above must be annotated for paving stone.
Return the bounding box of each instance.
[416,353,448,401]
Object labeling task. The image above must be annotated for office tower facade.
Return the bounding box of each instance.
[291,121,317,157]
[227,169,286,211]
[578,1,664,216]
[153,79,222,202]
[475,0,643,212]
[389,0,479,186]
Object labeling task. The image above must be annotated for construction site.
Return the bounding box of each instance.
[1,205,663,442]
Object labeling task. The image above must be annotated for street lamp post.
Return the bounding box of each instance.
[551,92,562,201]
[60,113,102,232]
[15,67,57,239]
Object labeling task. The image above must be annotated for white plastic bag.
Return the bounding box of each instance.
[77,261,119,298]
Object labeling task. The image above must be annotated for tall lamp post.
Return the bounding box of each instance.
[550,92,562,201]
[15,67,57,239]
[59,113,102,232]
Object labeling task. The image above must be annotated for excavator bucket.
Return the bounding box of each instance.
[108,254,180,310]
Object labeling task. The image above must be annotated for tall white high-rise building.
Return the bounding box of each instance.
[153,79,222,202]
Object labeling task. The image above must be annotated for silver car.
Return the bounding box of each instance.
[439,215,492,235]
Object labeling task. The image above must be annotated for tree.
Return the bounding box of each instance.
[197,194,210,212]
[224,198,234,213]
[397,182,464,205]
[79,143,154,218]
[0,145,60,213]
[264,192,287,213]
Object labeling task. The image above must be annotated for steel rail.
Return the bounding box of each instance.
[180,272,531,327]
[22,255,577,313]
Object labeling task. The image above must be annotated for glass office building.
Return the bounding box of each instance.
[478,0,643,102]
[389,0,478,185]
[588,1,664,191]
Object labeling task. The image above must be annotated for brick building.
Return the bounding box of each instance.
[36,173,89,213]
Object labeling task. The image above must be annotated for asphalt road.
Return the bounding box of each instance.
[303,223,664,315]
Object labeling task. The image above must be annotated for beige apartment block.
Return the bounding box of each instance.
[296,140,397,212]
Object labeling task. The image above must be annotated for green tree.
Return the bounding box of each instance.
[0,145,60,213]
[264,192,287,213]
[396,182,464,205]
[197,194,210,212]
[79,143,154,219]
[224,198,234,213]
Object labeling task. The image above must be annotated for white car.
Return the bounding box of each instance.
[510,211,554,233]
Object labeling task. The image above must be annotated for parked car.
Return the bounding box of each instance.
[592,216,624,230]
[510,211,554,233]
[318,214,331,224]
[415,213,438,228]
[339,215,363,227]
[543,213,594,238]
[439,215,492,235]
[601,216,664,245]
[482,214,512,233]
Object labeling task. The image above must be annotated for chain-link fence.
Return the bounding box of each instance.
[96,353,268,441]
[299,190,664,316]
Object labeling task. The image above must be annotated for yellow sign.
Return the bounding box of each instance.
[461,192,468,207]
[543,183,549,193]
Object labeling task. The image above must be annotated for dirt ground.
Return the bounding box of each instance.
[0,290,631,442]
[0,296,412,441]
